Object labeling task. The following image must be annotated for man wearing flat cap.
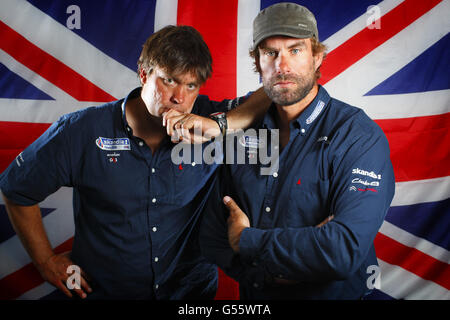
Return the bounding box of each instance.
[200,2,395,299]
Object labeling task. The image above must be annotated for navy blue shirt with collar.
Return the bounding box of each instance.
[0,87,240,299]
[200,85,395,300]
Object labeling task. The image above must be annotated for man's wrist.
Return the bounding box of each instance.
[209,112,228,136]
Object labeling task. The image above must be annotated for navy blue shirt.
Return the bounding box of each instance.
[0,88,237,299]
[200,86,395,300]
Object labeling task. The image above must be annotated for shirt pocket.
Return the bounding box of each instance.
[172,161,217,205]
[287,177,331,227]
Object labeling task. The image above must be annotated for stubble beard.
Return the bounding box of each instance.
[263,71,316,107]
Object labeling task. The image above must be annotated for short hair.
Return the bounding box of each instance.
[137,25,212,85]
[249,37,327,81]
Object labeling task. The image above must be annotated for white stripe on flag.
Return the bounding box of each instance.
[0,187,74,279]
[155,0,178,32]
[0,49,76,102]
[236,0,261,97]
[354,90,450,120]
[392,176,450,207]
[324,0,450,112]
[379,220,450,264]
[377,259,450,299]
[0,0,139,100]
[323,0,405,52]
[0,99,95,123]
[17,282,56,300]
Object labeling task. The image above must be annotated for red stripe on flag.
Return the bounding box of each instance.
[215,268,240,300]
[375,232,450,290]
[0,21,116,102]
[177,0,239,300]
[376,113,450,182]
[320,0,442,85]
[0,237,74,300]
[0,121,51,173]
[177,0,238,101]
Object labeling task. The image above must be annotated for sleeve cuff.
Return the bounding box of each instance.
[239,227,266,264]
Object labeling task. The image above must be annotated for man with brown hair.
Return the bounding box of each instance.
[200,3,395,299]
[0,25,269,300]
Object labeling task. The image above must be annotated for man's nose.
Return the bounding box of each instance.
[170,86,185,105]
[275,53,291,74]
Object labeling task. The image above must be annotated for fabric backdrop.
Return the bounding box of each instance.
[0,0,449,300]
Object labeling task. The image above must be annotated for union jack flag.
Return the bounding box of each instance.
[0,0,449,300]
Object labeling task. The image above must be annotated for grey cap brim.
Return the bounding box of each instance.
[253,26,314,50]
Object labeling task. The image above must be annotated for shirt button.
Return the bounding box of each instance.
[253,283,259,288]
[154,257,159,262]
[265,207,271,213]
[273,172,278,178]
[138,141,144,147]
[152,227,157,232]
[152,198,157,203]
[127,126,131,132]
[155,284,159,290]
[151,168,156,173]
[301,128,306,134]
[191,162,196,166]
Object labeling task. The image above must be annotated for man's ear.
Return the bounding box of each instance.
[139,68,152,85]
[313,51,324,72]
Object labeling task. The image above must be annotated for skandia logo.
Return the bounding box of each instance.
[352,168,382,180]
[96,137,130,151]
[238,135,264,149]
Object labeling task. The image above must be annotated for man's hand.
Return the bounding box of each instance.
[223,196,250,252]
[162,109,220,143]
[36,251,92,299]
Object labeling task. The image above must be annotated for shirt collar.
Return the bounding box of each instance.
[121,87,142,135]
[262,85,331,134]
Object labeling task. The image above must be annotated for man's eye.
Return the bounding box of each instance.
[265,51,276,57]
[187,84,197,90]
[164,78,174,85]
[291,48,301,55]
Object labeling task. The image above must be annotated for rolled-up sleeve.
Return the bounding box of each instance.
[0,115,73,205]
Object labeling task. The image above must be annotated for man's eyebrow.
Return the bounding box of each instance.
[287,40,307,49]
[171,74,199,86]
[259,40,307,51]
[259,45,277,51]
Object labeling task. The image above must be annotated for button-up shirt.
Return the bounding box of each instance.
[0,88,237,299]
[200,86,395,299]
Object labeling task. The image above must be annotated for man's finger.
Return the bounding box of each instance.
[55,280,73,298]
[223,196,242,215]
[80,274,92,293]
[316,215,334,228]
[168,114,189,137]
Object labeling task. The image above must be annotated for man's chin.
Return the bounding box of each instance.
[268,83,315,106]
[270,91,303,107]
